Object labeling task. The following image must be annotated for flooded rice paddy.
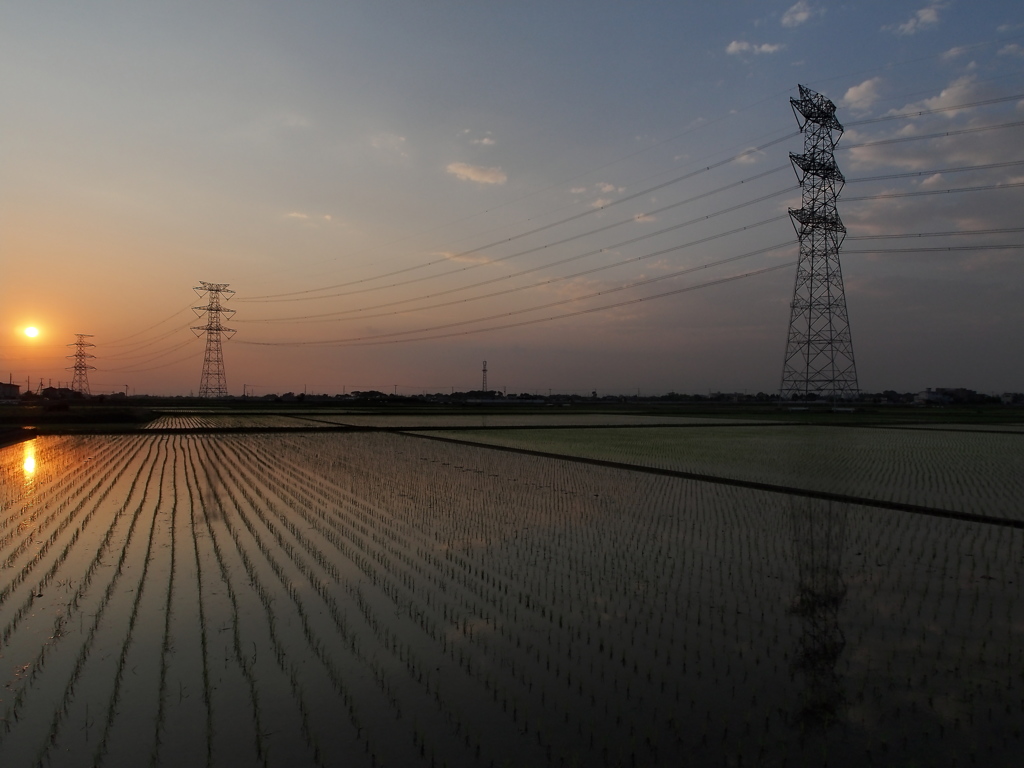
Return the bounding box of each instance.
[1,419,1021,766]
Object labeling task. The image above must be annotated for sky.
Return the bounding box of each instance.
[2,1,1023,397]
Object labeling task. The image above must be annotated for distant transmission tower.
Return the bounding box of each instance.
[780,85,859,401]
[66,334,96,395]
[192,281,236,398]
[481,360,488,392]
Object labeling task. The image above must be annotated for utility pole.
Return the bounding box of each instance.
[66,334,96,395]
[192,281,236,398]
[780,85,859,401]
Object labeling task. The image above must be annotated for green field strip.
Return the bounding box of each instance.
[406,431,1024,530]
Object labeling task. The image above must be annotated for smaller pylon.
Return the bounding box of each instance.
[66,334,96,395]
[482,361,488,392]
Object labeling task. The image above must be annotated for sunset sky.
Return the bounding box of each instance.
[2,1,1023,397]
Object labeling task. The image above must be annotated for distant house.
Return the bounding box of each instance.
[0,382,19,400]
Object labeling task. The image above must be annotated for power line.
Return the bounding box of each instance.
[236,241,795,346]
[846,159,1024,183]
[845,244,1024,254]
[239,135,799,302]
[840,119,1024,150]
[845,93,1024,127]
[242,215,790,325]
[847,227,1024,240]
[240,180,796,311]
[311,263,799,348]
[844,180,1024,202]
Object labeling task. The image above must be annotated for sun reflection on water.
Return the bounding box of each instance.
[23,441,36,479]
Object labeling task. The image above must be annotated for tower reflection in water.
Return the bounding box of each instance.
[788,496,848,729]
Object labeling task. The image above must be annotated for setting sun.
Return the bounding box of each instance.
[24,327,39,338]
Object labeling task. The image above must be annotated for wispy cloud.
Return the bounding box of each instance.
[842,77,883,111]
[781,1,819,28]
[885,3,944,35]
[434,250,491,265]
[726,40,784,55]
[998,43,1024,57]
[735,147,766,165]
[446,162,507,185]
[370,133,409,158]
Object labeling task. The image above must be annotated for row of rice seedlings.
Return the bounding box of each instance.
[271,431,1022,764]
[2,430,1019,765]
[442,425,1024,518]
[143,416,219,430]
[0,437,136,561]
[181,439,275,768]
[195,434,419,765]
[251,433,774,764]
[0,439,153,659]
[80,445,174,768]
[221,436,507,766]
[196,437,450,767]
[0,437,167,764]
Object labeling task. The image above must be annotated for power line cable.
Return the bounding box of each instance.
[298,262,799,348]
[840,119,1024,150]
[242,215,790,325]
[241,184,796,319]
[237,241,795,346]
[846,159,1024,183]
[847,227,1024,240]
[844,180,1024,202]
[239,135,799,302]
[845,93,1024,127]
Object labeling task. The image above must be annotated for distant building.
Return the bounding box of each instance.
[0,382,19,400]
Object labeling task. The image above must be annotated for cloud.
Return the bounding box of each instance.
[597,182,616,193]
[370,133,409,158]
[634,214,657,223]
[781,1,817,28]
[735,147,766,165]
[570,186,587,195]
[726,41,783,55]
[893,76,979,118]
[998,43,1024,57]
[434,250,491,265]
[446,162,507,185]
[842,77,883,111]
[471,137,496,146]
[285,212,309,220]
[590,198,612,209]
[885,4,943,36]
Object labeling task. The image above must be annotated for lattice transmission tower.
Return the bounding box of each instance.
[192,281,236,398]
[481,360,488,392]
[780,85,859,401]
[66,334,96,395]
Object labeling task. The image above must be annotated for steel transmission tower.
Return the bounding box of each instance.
[780,85,859,401]
[66,334,96,395]
[481,361,488,392]
[192,281,236,398]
